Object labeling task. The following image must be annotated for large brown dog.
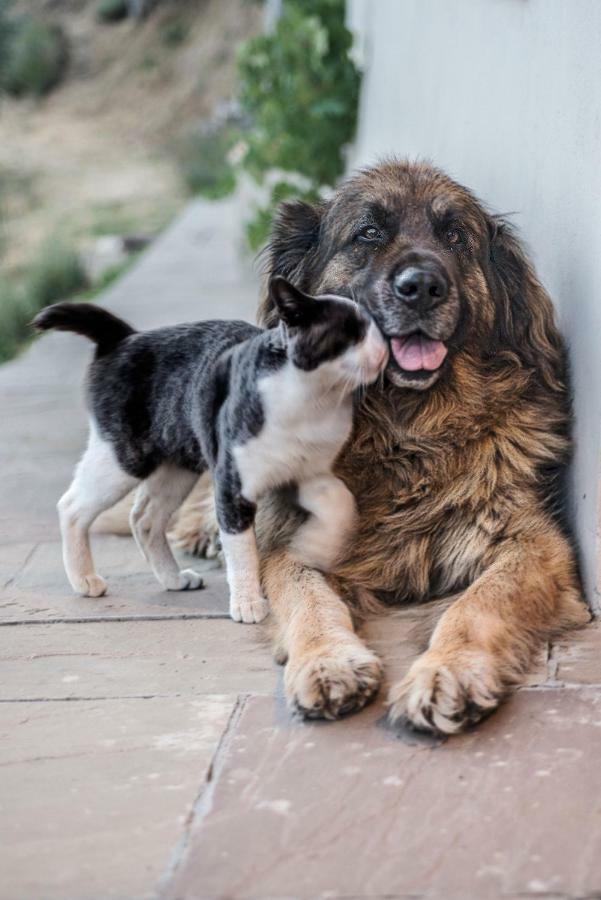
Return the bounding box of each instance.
[174,160,589,734]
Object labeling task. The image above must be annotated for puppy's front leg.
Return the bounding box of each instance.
[220,528,270,624]
[214,473,269,624]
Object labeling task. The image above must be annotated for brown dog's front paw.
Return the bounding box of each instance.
[387,650,502,735]
[285,644,382,720]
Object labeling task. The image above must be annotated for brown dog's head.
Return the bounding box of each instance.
[261,160,564,393]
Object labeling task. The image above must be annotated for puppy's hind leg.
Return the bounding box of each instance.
[59,425,137,597]
[130,465,204,591]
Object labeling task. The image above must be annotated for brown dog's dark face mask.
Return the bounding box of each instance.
[263,160,565,395]
[312,164,497,390]
[264,161,499,391]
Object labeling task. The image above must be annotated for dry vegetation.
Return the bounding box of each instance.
[0,0,262,273]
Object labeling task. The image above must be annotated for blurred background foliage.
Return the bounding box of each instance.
[0,0,360,361]
[0,2,68,97]
[192,0,361,249]
[239,0,359,186]
[0,240,88,361]
[176,124,241,200]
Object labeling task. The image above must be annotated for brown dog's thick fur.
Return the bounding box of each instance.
[173,160,589,734]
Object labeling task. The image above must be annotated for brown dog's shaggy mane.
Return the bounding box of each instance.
[174,160,589,734]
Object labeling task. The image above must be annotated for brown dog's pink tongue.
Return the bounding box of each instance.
[391,335,448,372]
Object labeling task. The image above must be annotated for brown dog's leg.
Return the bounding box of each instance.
[388,524,590,734]
[262,550,382,719]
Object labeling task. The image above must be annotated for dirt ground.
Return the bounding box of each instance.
[0,0,261,271]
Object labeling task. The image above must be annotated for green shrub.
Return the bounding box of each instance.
[0,278,35,362]
[173,0,360,249]
[238,0,360,187]
[139,52,159,71]
[236,0,360,248]
[25,240,88,309]
[176,126,239,200]
[0,240,89,363]
[161,19,188,47]
[96,0,128,23]
[0,1,16,90]
[3,18,68,97]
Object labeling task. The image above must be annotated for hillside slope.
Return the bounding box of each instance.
[0,0,261,270]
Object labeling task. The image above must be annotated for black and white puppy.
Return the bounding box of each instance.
[34,278,388,623]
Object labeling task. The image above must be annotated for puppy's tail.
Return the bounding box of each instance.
[33,303,135,356]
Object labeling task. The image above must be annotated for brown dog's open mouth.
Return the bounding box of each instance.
[390,333,448,373]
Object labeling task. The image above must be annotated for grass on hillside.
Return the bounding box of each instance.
[1,16,69,98]
[0,243,139,363]
[176,125,240,200]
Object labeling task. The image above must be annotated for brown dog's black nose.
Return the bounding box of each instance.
[392,266,448,310]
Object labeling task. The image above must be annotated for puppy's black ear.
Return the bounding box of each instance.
[269,276,318,328]
[259,199,327,326]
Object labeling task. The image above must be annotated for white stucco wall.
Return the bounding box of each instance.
[347,0,601,606]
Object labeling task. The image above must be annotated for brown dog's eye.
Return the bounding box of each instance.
[446,227,466,247]
[357,225,382,243]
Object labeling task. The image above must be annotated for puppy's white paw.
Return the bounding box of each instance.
[230,594,270,624]
[166,569,205,591]
[82,574,108,598]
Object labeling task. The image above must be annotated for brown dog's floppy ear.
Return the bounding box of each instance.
[259,199,326,326]
[488,216,565,393]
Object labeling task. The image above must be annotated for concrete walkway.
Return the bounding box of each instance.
[1,198,600,900]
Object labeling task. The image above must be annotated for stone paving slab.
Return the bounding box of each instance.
[0,618,277,701]
[0,382,86,545]
[551,623,601,685]
[0,541,35,589]
[0,536,230,623]
[0,694,237,900]
[165,689,601,900]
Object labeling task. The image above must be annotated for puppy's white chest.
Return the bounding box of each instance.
[233,367,352,502]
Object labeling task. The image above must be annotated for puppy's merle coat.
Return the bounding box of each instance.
[34,278,387,623]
